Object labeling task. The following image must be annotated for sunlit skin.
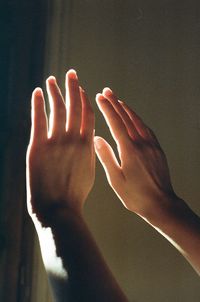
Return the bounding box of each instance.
[26,69,200,301]
[94,88,176,219]
[94,88,200,275]
[26,71,95,225]
[26,70,128,302]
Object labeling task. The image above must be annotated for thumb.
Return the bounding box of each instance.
[94,136,122,186]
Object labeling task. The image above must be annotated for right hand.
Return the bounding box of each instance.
[94,88,178,220]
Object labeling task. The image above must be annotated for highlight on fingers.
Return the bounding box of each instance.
[65,69,82,135]
[79,86,95,139]
[46,75,66,138]
[65,69,78,108]
[118,101,158,143]
[94,136,123,186]
[32,87,43,99]
[95,93,129,143]
[102,87,158,143]
[30,69,96,145]
[46,75,56,85]
[66,69,78,79]
[31,87,48,144]
[102,87,140,140]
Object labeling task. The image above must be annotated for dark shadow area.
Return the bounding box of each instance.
[0,1,48,301]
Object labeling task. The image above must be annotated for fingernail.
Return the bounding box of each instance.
[102,87,113,95]
[96,93,105,101]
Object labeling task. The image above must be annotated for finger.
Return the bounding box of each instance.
[46,76,66,138]
[94,136,123,186]
[30,88,48,144]
[102,88,140,140]
[145,127,161,146]
[80,87,95,140]
[65,69,82,135]
[96,93,129,144]
[118,101,155,141]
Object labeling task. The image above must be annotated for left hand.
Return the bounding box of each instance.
[94,88,176,221]
[26,70,95,225]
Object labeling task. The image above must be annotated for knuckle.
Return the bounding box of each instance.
[80,135,92,146]
[65,132,79,143]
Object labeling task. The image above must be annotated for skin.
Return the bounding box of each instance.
[94,87,200,275]
[26,71,95,221]
[26,70,128,302]
[27,69,200,301]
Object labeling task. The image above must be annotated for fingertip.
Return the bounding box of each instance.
[102,87,113,96]
[95,93,101,99]
[33,87,43,97]
[31,88,45,113]
[96,93,106,102]
[46,75,56,85]
[66,69,78,80]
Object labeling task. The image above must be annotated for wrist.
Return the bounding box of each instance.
[32,205,86,275]
[29,198,84,228]
[144,194,199,234]
[48,206,84,227]
[141,194,187,227]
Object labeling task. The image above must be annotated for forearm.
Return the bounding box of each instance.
[33,208,128,302]
[144,196,200,275]
[32,214,69,302]
[26,71,128,301]
[94,87,200,275]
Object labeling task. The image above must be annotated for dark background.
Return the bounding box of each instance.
[0,1,48,301]
[1,1,200,301]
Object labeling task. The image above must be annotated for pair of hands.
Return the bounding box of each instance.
[26,69,176,226]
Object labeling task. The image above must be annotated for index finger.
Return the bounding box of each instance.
[119,101,160,145]
[96,93,129,144]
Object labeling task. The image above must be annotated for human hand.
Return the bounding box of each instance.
[26,70,95,225]
[94,88,177,221]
